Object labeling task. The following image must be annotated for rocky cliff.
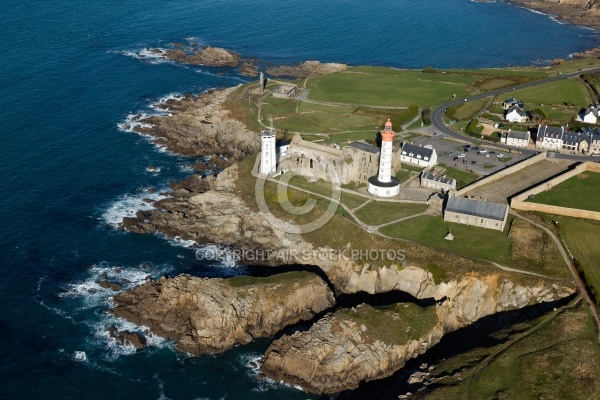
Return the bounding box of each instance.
[112,271,335,355]
[507,0,600,30]
[261,274,575,393]
[121,88,260,164]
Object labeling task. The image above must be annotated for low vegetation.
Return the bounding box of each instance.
[527,172,600,212]
[335,303,439,345]
[354,201,428,226]
[422,301,600,400]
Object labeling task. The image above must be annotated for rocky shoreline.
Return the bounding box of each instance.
[112,61,581,393]
[506,0,600,31]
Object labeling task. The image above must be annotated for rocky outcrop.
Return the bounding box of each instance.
[572,46,600,59]
[506,0,600,30]
[266,61,348,78]
[122,88,260,162]
[261,274,575,393]
[108,325,147,349]
[112,271,335,355]
[151,46,242,67]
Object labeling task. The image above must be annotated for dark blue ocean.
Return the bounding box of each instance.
[0,0,597,398]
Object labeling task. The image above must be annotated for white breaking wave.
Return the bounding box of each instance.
[117,112,156,134]
[195,244,239,268]
[101,187,166,230]
[73,351,88,362]
[59,262,175,360]
[115,48,172,65]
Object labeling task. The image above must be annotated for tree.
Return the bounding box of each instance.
[529,108,547,123]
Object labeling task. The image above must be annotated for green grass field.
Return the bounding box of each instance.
[439,166,480,189]
[528,172,600,212]
[552,216,600,299]
[508,78,591,106]
[354,201,428,226]
[448,98,487,120]
[380,215,513,265]
[306,67,476,108]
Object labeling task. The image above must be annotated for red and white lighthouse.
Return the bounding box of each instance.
[368,119,400,197]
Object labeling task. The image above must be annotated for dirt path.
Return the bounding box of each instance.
[509,210,600,343]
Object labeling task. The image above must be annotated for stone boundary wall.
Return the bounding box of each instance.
[511,161,600,221]
[456,152,547,197]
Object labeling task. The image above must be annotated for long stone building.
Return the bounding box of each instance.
[443,196,509,231]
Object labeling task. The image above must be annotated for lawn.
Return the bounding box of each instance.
[306,67,476,108]
[447,98,487,121]
[380,215,513,265]
[552,216,600,301]
[354,201,428,226]
[528,171,600,212]
[508,78,591,107]
[440,166,480,189]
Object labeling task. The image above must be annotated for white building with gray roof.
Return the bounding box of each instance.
[420,172,456,193]
[535,125,564,150]
[501,129,530,148]
[444,197,509,231]
[400,143,437,167]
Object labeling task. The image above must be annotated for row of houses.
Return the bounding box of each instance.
[535,125,600,154]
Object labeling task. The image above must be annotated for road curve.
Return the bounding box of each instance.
[430,66,600,162]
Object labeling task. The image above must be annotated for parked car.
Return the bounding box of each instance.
[489,151,496,155]
[486,153,490,158]
[424,144,433,149]
[471,161,477,165]
[457,153,465,158]
[463,159,467,164]
[453,157,458,161]
[472,147,479,151]
[496,153,505,158]
[463,144,471,149]
[479,148,487,153]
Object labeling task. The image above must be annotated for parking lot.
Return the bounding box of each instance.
[402,133,526,176]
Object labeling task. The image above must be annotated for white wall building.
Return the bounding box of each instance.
[400,143,437,167]
[501,129,530,148]
[535,125,564,150]
[505,105,527,123]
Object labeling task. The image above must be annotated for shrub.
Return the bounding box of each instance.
[422,108,431,126]
[466,118,480,135]
[422,67,438,74]
[392,104,419,127]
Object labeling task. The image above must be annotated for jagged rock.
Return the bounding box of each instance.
[158,46,241,67]
[108,325,147,349]
[98,281,122,291]
[261,303,443,394]
[125,87,260,160]
[111,272,335,355]
[260,274,575,393]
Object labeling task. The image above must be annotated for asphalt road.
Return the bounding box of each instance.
[430,66,600,162]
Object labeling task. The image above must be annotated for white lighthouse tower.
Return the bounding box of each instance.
[368,119,400,197]
[259,127,276,175]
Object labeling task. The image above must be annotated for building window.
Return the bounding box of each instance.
[310,159,313,169]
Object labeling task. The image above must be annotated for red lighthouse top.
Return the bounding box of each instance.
[382,118,394,142]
